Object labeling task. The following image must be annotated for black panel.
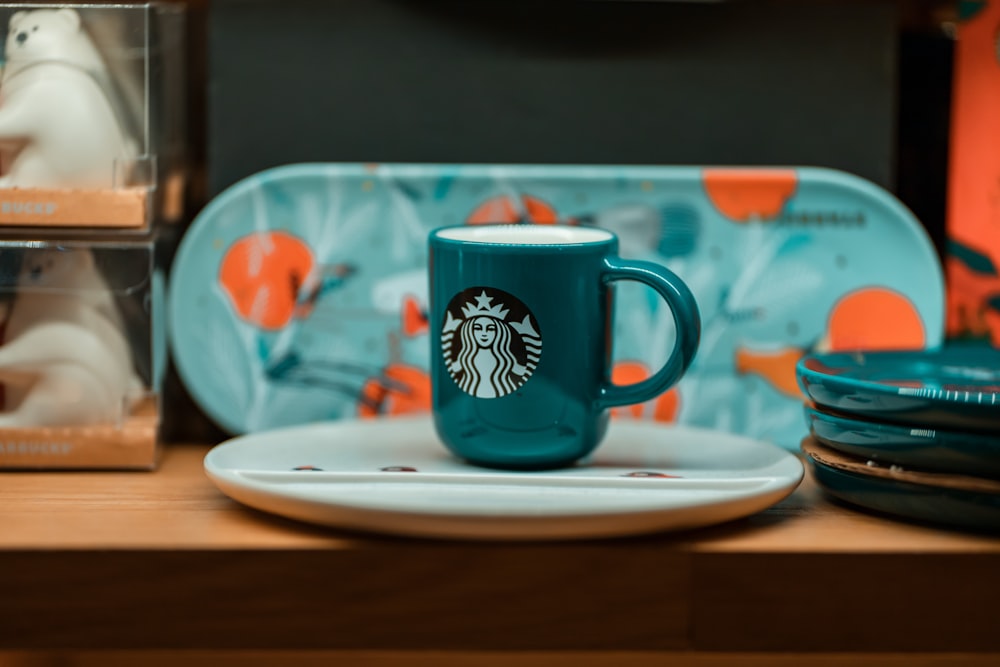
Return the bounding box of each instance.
[208,0,897,195]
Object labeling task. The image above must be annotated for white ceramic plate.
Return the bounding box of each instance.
[204,416,804,540]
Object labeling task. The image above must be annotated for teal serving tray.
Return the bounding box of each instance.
[168,163,945,447]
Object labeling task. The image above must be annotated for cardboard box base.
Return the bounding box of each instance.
[0,186,149,228]
[0,398,159,470]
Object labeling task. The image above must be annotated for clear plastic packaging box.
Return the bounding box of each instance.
[0,241,162,468]
[0,2,186,234]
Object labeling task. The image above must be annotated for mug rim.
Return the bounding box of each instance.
[431,224,615,247]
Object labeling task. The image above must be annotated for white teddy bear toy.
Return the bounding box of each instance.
[0,8,137,189]
[0,247,142,427]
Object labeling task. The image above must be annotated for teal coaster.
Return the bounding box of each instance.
[806,405,1000,479]
[803,438,1000,534]
[798,346,1000,433]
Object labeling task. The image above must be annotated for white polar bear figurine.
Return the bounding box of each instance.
[0,247,142,427]
[0,8,137,189]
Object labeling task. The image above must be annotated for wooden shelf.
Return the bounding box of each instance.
[0,442,997,660]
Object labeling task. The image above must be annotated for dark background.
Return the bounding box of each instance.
[209,0,899,190]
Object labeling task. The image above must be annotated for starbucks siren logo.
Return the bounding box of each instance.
[441,287,542,398]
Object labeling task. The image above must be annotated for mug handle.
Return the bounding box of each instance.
[597,257,701,410]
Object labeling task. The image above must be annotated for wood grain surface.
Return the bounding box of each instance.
[0,443,997,656]
[3,652,1000,667]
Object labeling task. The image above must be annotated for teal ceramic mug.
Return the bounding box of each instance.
[429,224,700,470]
